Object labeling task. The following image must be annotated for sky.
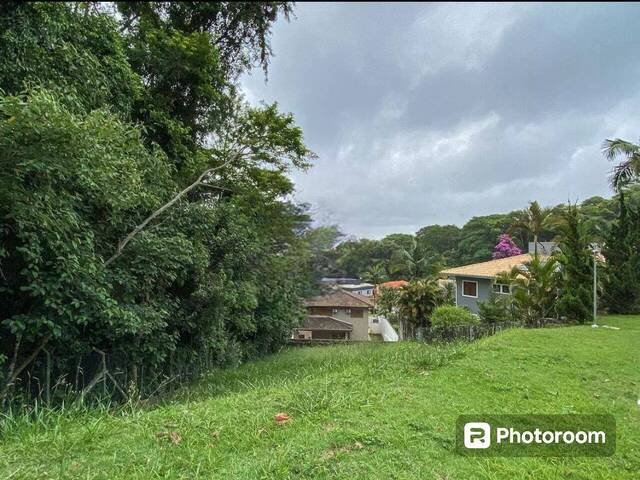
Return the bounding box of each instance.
[241,2,640,239]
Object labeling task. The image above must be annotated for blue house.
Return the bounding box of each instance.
[439,243,556,314]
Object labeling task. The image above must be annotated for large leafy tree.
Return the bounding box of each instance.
[0,2,314,403]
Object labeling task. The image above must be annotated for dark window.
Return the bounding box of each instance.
[351,309,364,318]
[462,281,478,297]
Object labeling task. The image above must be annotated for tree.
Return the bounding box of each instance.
[497,256,559,325]
[477,293,513,324]
[455,213,516,265]
[360,263,388,285]
[415,224,461,264]
[0,2,314,403]
[602,138,640,191]
[492,233,522,259]
[396,278,448,336]
[601,191,640,314]
[389,237,430,280]
[554,204,593,323]
[509,201,553,256]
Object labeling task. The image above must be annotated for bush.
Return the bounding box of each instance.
[430,305,479,327]
[477,293,513,324]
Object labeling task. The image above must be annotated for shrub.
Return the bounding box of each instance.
[477,293,513,323]
[430,305,479,327]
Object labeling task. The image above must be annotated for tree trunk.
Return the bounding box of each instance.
[0,333,52,404]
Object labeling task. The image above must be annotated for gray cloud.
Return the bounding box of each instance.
[242,2,640,238]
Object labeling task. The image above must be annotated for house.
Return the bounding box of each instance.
[296,289,374,341]
[338,283,375,296]
[294,315,354,340]
[319,277,361,286]
[439,242,555,314]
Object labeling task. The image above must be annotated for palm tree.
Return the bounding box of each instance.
[360,263,388,285]
[509,201,553,257]
[390,238,429,279]
[396,278,447,337]
[496,256,559,325]
[602,138,640,191]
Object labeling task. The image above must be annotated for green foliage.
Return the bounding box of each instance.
[430,305,479,327]
[0,3,142,115]
[374,286,401,321]
[0,2,316,403]
[554,204,593,323]
[497,256,559,325]
[477,293,513,324]
[396,278,448,330]
[602,138,640,191]
[601,191,640,314]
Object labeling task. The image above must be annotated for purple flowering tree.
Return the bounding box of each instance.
[492,234,522,259]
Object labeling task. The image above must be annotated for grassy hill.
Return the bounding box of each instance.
[1,315,638,479]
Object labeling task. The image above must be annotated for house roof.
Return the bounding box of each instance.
[377,280,408,289]
[339,283,374,290]
[298,315,353,331]
[439,254,546,279]
[303,289,375,308]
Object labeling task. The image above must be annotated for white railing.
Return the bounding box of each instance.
[369,316,399,342]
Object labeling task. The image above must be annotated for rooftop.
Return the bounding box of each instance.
[298,316,353,332]
[439,254,545,279]
[339,283,374,290]
[303,289,375,308]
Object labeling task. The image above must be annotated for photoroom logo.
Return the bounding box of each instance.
[463,422,491,449]
[456,415,616,457]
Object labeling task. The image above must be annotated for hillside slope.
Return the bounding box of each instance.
[1,316,638,479]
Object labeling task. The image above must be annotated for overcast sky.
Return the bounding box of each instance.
[241,2,640,239]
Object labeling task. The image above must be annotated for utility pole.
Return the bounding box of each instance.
[590,243,601,328]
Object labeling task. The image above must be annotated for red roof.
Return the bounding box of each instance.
[378,280,408,289]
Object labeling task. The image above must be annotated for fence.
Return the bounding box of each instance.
[420,317,568,344]
[5,346,230,408]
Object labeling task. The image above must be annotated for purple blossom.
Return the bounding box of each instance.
[492,233,522,259]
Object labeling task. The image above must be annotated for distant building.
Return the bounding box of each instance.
[338,283,375,297]
[293,289,397,341]
[319,277,361,286]
[297,290,374,341]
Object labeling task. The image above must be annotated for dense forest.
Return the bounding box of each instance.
[0,2,319,402]
[314,186,640,283]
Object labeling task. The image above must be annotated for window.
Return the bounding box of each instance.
[462,280,478,298]
[345,308,351,315]
[492,283,510,294]
[351,309,363,318]
[332,308,339,314]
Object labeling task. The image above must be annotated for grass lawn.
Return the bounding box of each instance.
[1,315,638,479]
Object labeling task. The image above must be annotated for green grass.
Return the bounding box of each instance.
[1,315,639,479]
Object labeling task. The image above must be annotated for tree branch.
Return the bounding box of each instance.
[104,158,236,266]
[1,332,52,404]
